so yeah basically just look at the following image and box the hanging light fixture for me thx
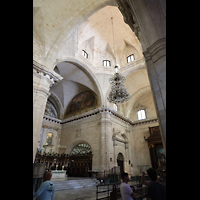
[107,65,130,104]
[107,17,130,104]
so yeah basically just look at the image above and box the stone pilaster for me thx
[33,61,63,162]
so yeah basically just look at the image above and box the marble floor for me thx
[54,185,100,200]
[53,177,138,200]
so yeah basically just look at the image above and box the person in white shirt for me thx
[120,172,136,200]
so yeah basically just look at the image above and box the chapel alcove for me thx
[67,143,93,177]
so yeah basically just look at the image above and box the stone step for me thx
[53,178,99,191]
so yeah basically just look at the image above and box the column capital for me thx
[143,38,166,63]
[33,60,63,87]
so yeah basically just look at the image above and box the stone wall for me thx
[40,106,159,176]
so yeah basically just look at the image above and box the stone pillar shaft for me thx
[33,61,63,162]
[98,110,113,174]
[143,38,166,151]
[33,71,51,162]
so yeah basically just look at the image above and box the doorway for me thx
[117,153,124,175]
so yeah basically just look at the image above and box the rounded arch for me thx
[66,140,92,155]
[66,140,93,177]
[54,57,104,107]
[124,86,152,118]
[117,152,124,161]
[71,143,92,155]
[117,152,124,174]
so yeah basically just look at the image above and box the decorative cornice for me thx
[132,118,158,126]
[43,106,158,126]
[33,60,63,87]
[43,115,62,124]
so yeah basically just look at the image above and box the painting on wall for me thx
[157,148,166,168]
[66,90,97,114]
[44,100,58,118]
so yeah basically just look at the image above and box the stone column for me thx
[98,107,113,175]
[143,39,166,151]
[33,61,63,162]
[116,0,166,151]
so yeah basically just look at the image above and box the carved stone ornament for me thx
[33,60,63,87]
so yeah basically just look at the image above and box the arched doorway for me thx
[67,143,92,177]
[117,153,124,175]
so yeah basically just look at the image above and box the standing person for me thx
[33,172,55,200]
[146,168,166,200]
[120,172,136,200]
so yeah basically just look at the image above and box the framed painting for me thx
[157,148,166,168]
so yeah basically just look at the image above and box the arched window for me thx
[71,143,92,155]
[137,110,146,120]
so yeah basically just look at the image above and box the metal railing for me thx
[96,180,148,200]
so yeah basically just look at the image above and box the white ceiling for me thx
[33,0,150,119]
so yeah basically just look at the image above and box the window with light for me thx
[127,54,135,63]
[137,110,146,120]
[103,60,111,67]
[82,50,88,58]
[113,103,117,111]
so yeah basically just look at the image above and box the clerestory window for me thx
[82,50,88,59]
[103,60,111,67]
[137,109,146,120]
[127,54,135,63]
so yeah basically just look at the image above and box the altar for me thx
[51,170,67,180]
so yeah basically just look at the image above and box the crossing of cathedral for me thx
[33,0,166,199]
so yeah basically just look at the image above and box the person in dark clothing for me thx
[146,168,166,200]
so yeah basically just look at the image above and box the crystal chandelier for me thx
[107,16,130,104]
[107,65,130,104]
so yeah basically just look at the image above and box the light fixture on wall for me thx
[107,17,130,104]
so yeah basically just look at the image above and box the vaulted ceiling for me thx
[33,0,117,68]
[33,0,156,120]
